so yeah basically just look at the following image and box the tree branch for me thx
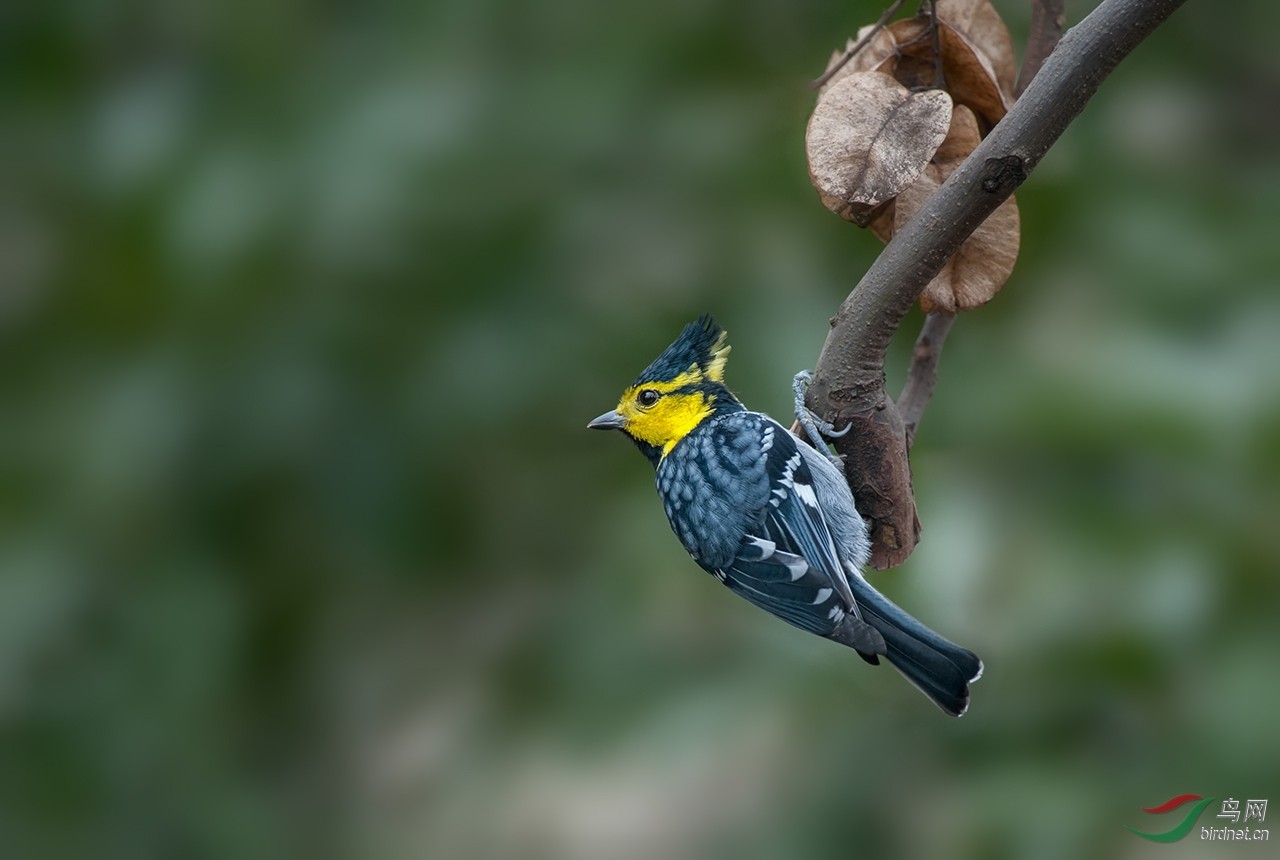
[1016,0,1066,98]
[897,310,955,450]
[806,0,1187,569]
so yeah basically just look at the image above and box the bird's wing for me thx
[718,534,851,635]
[715,418,860,634]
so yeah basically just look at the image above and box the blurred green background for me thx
[1,0,1278,857]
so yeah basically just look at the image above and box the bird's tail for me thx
[837,576,982,717]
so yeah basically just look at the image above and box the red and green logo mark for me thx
[1126,794,1214,842]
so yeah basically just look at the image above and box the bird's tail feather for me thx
[846,576,982,717]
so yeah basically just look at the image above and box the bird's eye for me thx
[637,389,660,407]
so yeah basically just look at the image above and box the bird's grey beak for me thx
[588,409,626,431]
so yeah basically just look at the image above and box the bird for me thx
[588,315,982,715]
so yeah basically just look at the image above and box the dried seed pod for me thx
[877,10,1012,126]
[807,71,952,225]
[891,107,1020,311]
[866,198,896,243]
[936,0,1015,104]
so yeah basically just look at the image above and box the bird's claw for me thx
[792,370,850,469]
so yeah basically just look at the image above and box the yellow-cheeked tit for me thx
[589,316,981,715]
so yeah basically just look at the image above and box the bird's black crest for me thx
[633,314,730,387]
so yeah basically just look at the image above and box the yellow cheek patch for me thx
[616,387,713,457]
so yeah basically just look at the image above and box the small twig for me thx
[929,0,944,90]
[897,311,956,449]
[812,0,905,90]
[1016,0,1066,98]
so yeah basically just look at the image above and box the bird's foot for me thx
[792,370,849,470]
